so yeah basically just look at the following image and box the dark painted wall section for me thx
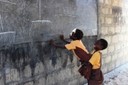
[0,36,97,85]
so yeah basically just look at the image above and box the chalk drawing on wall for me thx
[32,20,52,23]
[0,31,16,45]
[38,0,42,19]
[0,0,16,5]
[0,31,16,35]
[0,15,4,31]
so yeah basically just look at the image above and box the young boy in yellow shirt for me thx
[88,39,108,85]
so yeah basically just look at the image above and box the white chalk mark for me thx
[32,20,52,23]
[0,0,16,5]
[38,0,42,19]
[55,14,76,17]
[0,31,16,35]
[0,15,4,30]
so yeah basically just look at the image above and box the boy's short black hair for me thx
[99,39,108,50]
[75,29,83,40]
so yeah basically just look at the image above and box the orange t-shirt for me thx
[65,40,89,60]
[89,51,101,69]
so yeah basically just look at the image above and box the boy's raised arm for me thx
[49,39,66,49]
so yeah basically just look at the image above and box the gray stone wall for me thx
[98,0,128,73]
[0,0,97,85]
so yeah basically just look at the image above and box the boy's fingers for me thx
[60,35,64,39]
[49,39,53,45]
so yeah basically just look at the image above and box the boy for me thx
[50,29,90,63]
[87,39,108,85]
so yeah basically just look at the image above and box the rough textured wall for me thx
[0,0,97,85]
[98,0,128,73]
[0,0,97,44]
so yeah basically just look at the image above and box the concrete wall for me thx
[98,0,128,73]
[0,0,97,85]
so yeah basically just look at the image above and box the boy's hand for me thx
[49,39,66,49]
[60,35,64,40]
[49,39,54,45]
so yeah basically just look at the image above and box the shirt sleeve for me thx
[89,52,100,65]
[65,41,76,50]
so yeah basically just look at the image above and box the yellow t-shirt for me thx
[65,40,89,60]
[89,51,101,69]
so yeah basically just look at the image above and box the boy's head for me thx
[70,29,83,40]
[94,39,108,51]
